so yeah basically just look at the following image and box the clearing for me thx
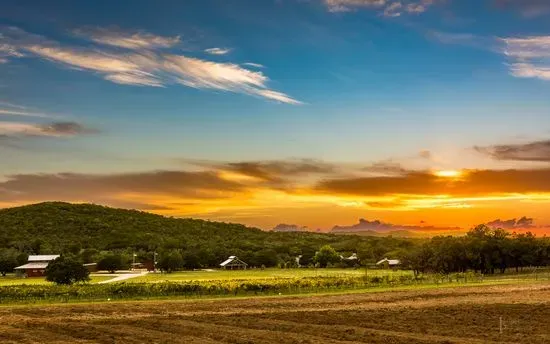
[0,282,548,343]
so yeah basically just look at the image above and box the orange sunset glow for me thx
[1,162,549,235]
[2,0,550,237]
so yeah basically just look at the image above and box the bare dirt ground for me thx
[1,283,549,343]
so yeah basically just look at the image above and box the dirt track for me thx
[1,283,549,343]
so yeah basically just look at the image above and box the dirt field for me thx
[0,283,549,343]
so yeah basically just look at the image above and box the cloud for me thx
[39,122,99,136]
[325,0,387,12]
[501,35,550,81]
[0,101,28,110]
[205,47,231,55]
[362,161,409,175]
[242,62,264,68]
[0,121,98,138]
[73,27,181,49]
[0,42,24,62]
[494,0,550,17]
[0,171,245,206]
[474,140,550,162]
[315,168,550,197]
[331,218,461,233]
[419,150,432,159]
[194,159,338,184]
[324,0,439,16]
[426,30,550,83]
[0,109,58,118]
[486,216,535,229]
[384,2,403,17]
[0,27,300,104]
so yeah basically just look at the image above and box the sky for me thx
[1,0,550,234]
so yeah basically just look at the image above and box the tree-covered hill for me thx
[0,202,414,265]
[0,203,548,274]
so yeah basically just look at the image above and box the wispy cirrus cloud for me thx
[73,27,181,50]
[0,27,301,104]
[0,108,60,118]
[242,62,264,68]
[204,47,231,55]
[0,121,98,138]
[0,42,24,63]
[0,101,28,110]
[427,30,550,83]
[501,35,550,81]
[324,0,439,16]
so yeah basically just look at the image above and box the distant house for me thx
[14,255,60,277]
[295,255,303,267]
[220,256,248,270]
[341,253,359,261]
[376,258,401,269]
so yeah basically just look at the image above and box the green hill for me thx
[0,202,415,267]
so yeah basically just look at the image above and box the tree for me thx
[0,249,20,276]
[253,249,279,268]
[97,253,125,273]
[314,245,341,268]
[158,250,184,273]
[45,256,89,285]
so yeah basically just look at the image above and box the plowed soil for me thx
[1,283,549,343]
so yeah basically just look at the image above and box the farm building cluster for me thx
[10,253,401,277]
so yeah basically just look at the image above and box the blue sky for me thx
[2,0,550,231]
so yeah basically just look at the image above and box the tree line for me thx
[0,203,549,276]
[402,225,550,275]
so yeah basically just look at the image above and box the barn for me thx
[220,256,248,270]
[376,258,401,269]
[14,255,60,277]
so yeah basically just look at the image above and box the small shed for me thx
[15,255,60,277]
[220,256,248,270]
[376,258,401,269]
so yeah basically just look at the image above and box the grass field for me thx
[0,275,112,286]
[132,268,411,282]
[0,282,548,343]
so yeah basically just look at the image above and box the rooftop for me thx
[15,262,49,270]
[28,255,60,262]
[376,258,401,265]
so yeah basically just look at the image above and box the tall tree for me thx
[45,256,90,285]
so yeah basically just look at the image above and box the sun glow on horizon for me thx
[434,170,463,178]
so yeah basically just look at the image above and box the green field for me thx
[132,268,411,282]
[0,275,112,286]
